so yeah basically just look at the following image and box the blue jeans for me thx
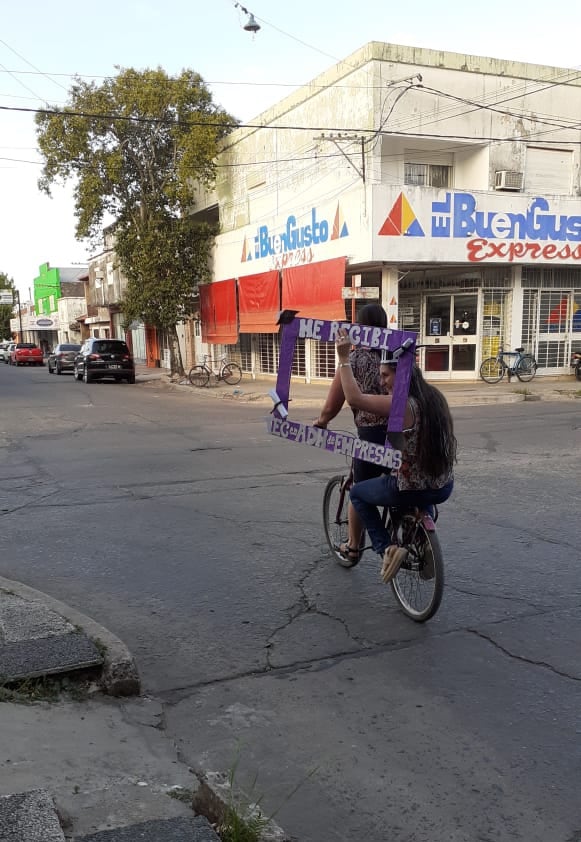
[350,474,454,555]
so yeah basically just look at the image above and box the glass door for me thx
[422,294,478,379]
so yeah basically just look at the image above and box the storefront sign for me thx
[374,188,581,265]
[241,202,349,268]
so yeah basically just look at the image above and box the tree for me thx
[35,67,236,373]
[0,272,16,340]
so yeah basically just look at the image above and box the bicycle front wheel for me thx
[322,475,351,566]
[188,365,209,387]
[390,516,444,622]
[479,357,504,383]
[515,355,537,382]
[222,362,242,385]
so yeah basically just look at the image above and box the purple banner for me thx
[267,417,402,469]
[268,314,417,460]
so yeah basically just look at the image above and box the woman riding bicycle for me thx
[314,304,388,567]
[335,328,457,583]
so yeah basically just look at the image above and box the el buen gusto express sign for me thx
[381,191,581,263]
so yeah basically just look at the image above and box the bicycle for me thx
[322,463,444,622]
[479,346,537,384]
[188,354,242,387]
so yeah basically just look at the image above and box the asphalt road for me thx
[1,363,580,842]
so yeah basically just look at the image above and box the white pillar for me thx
[509,265,523,351]
[381,266,400,329]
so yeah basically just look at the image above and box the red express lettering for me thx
[467,238,581,263]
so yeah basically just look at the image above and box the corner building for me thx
[196,42,581,381]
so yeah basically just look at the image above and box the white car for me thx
[0,342,14,363]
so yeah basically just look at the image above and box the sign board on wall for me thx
[213,190,364,279]
[373,187,581,266]
[341,287,380,299]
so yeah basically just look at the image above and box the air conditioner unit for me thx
[494,170,523,191]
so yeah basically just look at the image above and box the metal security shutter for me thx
[257,333,279,375]
[291,337,306,377]
[525,147,573,194]
[398,293,421,332]
[310,340,336,379]
[237,335,252,372]
[481,290,510,358]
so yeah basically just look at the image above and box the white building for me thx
[195,42,581,381]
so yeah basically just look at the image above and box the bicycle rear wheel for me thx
[390,515,444,622]
[515,355,537,382]
[222,362,242,385]
[188,365,209,387]
[322,475,352,567]
[479,357,504,383]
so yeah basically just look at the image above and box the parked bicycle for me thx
[323,461,444,622]
[479,346,537,384]
[188,354,242,387]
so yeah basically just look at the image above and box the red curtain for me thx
[200,280,238,344]
[238,271,280,333]
[281,257,346,320]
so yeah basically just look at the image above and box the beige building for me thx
[194,42,581,381]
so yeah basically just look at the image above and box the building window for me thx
[404,163,452,189]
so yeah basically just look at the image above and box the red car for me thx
[10,343,44,366]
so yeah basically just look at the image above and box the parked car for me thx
[73,338,135,384]
[2,342,15,363]
[0,341,12,363]
[47,343,81,375]
[10,343,44,366]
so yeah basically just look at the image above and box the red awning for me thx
[200,280,238,344]
[281,258,346,321]
[238,271,280,333]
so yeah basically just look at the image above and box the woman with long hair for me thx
[334,328,457,583]
[314,303,388,566]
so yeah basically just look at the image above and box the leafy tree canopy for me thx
[36,67,236,372]
[36,67,235,241]
[0,272,16,339]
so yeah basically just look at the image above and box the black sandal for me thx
[337,543,362,568]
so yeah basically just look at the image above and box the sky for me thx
[2,0,581,299]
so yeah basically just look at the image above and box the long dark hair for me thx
[408,366,457,477]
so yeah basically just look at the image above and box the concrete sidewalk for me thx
[0,579,288,841]
[137,365,581,408]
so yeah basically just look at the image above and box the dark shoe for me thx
[419,540,435,580]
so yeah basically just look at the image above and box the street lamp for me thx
[234,2,261,34]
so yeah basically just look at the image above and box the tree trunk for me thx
[170,325,185,377]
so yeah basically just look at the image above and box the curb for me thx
[0,577,140,697]
[192,771,292,842]
[166,380,531,409]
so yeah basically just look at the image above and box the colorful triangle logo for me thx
[331,203,349,240]
[241,236,253,263]
[378,193,424,237]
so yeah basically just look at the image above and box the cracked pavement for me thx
[1,364,580,841]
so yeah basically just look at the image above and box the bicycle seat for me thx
[515,347,524,353]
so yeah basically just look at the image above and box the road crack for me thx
[467,628,580,682]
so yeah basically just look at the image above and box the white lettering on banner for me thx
[266,417,402,469]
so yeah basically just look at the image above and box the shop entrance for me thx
[422,294,478,379]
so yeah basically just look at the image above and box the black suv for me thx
[74,338,135,384]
